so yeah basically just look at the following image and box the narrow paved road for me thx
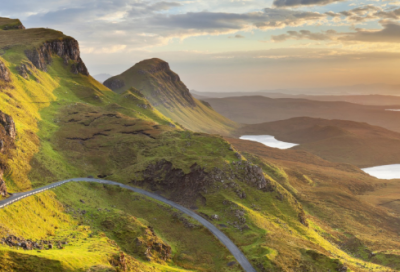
[0,178,257,272]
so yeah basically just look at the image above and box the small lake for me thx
[386,109,400,112]
[240,135,298,149]
[362,164,400,180]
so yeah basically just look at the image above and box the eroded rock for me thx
[0,112,16,140]
[25,38,89,75]
[136,226,171,261]
[0,111,16,196]
[17,63,36,80]
[140,160,212,205]
[0,60,11,83]
[103,78,125,90]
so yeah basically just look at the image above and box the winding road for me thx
[0,178,257,272]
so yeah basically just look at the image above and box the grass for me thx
[53,182,242,272]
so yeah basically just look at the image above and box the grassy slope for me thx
[0,25,235,272]
[104,58,239,135]
[0,19,399,272]
[225,137,400,271]
[235,117,400,167]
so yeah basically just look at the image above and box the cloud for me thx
[271,20,400,44]
[340,20,400,43]
[273,0,343,8]
[23,3,327,54]
[229,34,245,38]
[325,5,400,23]
[149,8,325,31]
[272,30,337,42]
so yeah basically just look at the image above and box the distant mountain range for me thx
[93,73,112,83]
[203,95,400,132]
[193,92,400,106]
[191,83,400,98]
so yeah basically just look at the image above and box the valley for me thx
[234,117,400,168]
[203,96,400,133]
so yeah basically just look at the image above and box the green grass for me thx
[53,182,242,272]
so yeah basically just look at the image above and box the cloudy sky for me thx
[2,0,400,92]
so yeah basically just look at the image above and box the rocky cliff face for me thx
[138,158,308,225]
[104,58,196,108]
[0,111,16,197]
[142,59,196,108]
[104,78,125,90]
[3,24,25,30]
[2,20,25,30]
[25,38,89,75]
[139,161,212,205]
[138,159,275,205]
[0,59,11,83]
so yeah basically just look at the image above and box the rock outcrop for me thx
[0,60,11,83]
[2,20,25,30]
[0,111,16,197]
[104,78,125,90]
[137,159,275,205]
[140,160,212,205]
[0,112,16,140]
[137,226,171,261]
[2,235,63,250]
[17,62,36,80]
[231,160,275,192]
[25,38,89,75]
[71,61,89,75]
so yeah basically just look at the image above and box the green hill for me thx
[0,17,399,272]
[104,58,239,135]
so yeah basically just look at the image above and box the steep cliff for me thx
[104,58,195,108]
[0,18,25,30]
[104,58,238,134]
[25,38,89,75]
[0,111,16,196]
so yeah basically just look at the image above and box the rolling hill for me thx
[104,58,239,135]
[204,95,400,132]
[235,117,400,167]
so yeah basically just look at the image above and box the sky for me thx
[1,0,400,92]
